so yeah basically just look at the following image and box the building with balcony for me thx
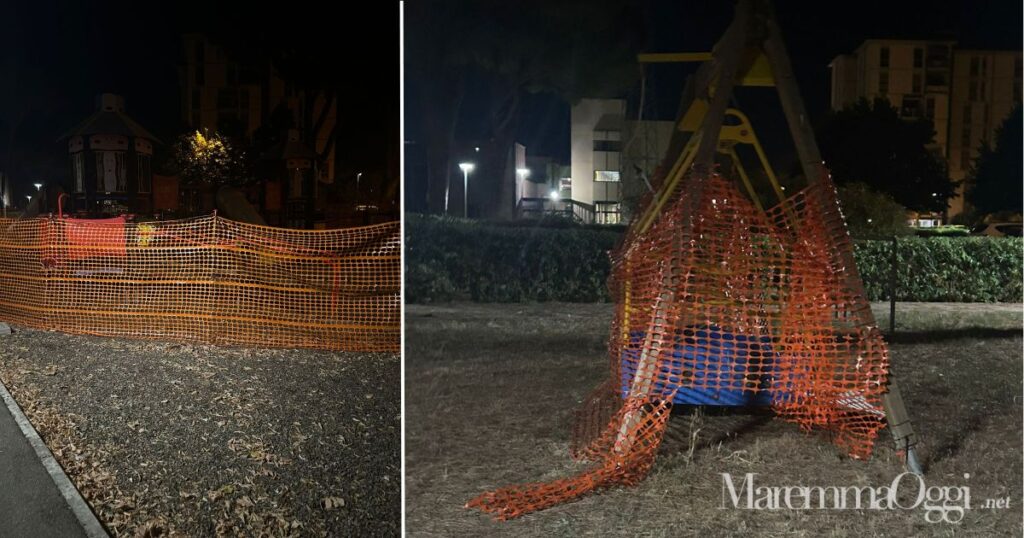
[567,98,674,224]
[948,49,1022,215]
[829,39,1021,217]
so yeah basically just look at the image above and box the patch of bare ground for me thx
[0,330,399,537]
[405,302,1022,537]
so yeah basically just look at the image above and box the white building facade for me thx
[569,98,674,224]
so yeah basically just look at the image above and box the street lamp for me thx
[33,183,43,191]
[516,168,530,180]
[458,162,474,218]
[356,172,363,204]
[549,190,560,202]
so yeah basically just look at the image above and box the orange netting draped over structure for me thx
[467,172,889,519]
[0,215,399,352]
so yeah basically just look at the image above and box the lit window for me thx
[594,170,620,182]
[96,151,125,192]
[595,201,621,225]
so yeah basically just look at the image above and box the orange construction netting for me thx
[0,214,399,352]
[467,172,889,519]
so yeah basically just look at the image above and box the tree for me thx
[198,4,399,209]
[967,106,1022,216]
[836,182,912,238]
[173,130,249,187]
[817,98,957,213]
[407,0,644,216]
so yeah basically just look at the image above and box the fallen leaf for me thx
[321,496,345,510]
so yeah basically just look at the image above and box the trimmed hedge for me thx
[854,237,1022,302]
[406,214,1023,303]
[405,215,620,302]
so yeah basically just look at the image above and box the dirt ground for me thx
[405,302,1023,537]
[0,330,400,537]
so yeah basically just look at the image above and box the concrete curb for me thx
[0,379,109,538]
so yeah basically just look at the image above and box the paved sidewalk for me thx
[0,380,100,537]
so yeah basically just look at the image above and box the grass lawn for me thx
[405,302,1022,537]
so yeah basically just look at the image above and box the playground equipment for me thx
[467,0,920,520]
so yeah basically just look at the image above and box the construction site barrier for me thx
[0,215,399,352]
[467,173,889,519]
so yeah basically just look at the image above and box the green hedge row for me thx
[405,215,620,302]
[405,214,1023,303]
[854,237,1022,302]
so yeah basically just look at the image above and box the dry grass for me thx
[405,302,1022,537]
[0,331,399,537]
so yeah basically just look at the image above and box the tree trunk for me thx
[486,85,521,220]
[419,73,465,214]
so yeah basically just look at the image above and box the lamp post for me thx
[356,172,363,205]
[33,182,43,191]
[458,162,474,218]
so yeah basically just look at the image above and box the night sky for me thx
[406,0,1021,191]
[0,0,399,199]
[3,1,1018,205]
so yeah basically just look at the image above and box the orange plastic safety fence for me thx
[467,173,888,519]
[0,215,399,352]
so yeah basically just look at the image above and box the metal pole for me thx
[463,169,469,218]
[889,235,897,334]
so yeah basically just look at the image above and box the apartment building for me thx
[830,39,1021,217]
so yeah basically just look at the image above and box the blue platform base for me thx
[620,326,785,406]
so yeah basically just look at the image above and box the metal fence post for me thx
[889,235,897,334]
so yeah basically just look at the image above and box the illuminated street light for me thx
[356,172,363,204]
[459,162,475,218]
[33,183,43,191]
[549,190,560,202]
[516,168,530,179]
